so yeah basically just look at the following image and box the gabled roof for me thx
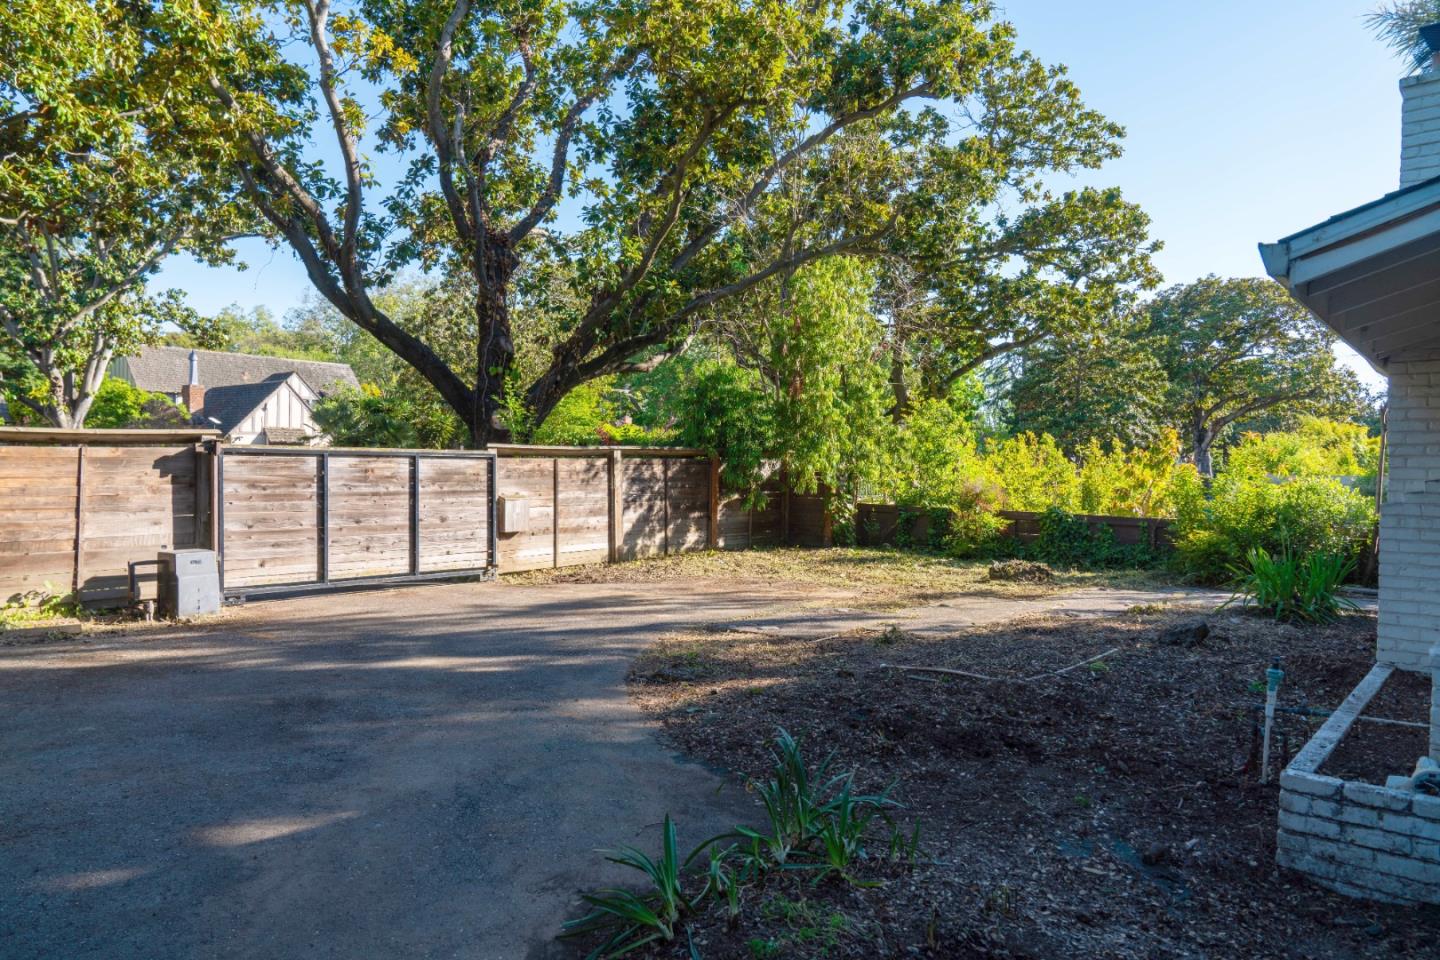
[120,346,359,396]
[1259,173,1440,371]
[199,379,292,434]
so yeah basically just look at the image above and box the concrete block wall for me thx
[1401,72,1440,188]
[1277,770,1440,904]
[1377,358,1440,669]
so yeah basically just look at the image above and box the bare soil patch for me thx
[620,608,1438,959]
[512,546,1174,611]
[1324,670,1432,786]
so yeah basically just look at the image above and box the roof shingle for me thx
[119,346,359,396]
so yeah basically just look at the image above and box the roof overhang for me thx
[1260,175,1440,374]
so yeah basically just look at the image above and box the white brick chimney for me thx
[1401,27,1440,187]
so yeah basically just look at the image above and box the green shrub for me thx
[1026,508,1155,569]
[982,432,1078,512]
[1075,428,1186,517]
[87,377,189,428]
[560,814,714,957]
[1223,418,1380,490]
[1225,546,1359,624]
[1173,475,1375,583]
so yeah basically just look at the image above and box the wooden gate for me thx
[217,445,495,598]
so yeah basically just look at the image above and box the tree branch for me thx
[303,0,364,259]
[507,48,639,246]
[426,0,477,246]
[668,81,934,276]
[936,329,1047,392]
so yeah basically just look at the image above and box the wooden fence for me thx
[0,429,216,605]
[1,427,1182,607]
[218,445,495,594]
[488,446,829,571]
[0,432,837,606]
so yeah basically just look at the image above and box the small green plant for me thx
[888,820,922,866]
[1027,508,1154,569]
[564,730,914,957]
[733,729,899,882]
[813,776,896,882]
[560,814,714,957]
[1225,545,1359,624]
[1,585,80,627]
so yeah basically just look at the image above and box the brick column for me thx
[1431,642,1440,760]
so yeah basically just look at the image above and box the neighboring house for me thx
[1259,25,1440,905]
[110,346,359,445]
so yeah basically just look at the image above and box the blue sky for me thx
[155,0,1405,386]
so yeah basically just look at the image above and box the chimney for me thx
[1400,24,1440,188]
[181,350,205,416]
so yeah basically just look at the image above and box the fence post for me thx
[72,445,86,597]
[317,453,330,584]
[662,458,671,556]
[552,457,560,569]
[409,454,421,576]
[782,471,791,546]
[608,448,623,563]
[708,455,720,549]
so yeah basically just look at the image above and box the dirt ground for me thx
[511,546,1174,611]
[621,608,1440,959]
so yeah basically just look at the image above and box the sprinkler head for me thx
[1266,657,1284,693]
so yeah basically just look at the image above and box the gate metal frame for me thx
[215,443,498,600]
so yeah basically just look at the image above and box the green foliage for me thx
[1075,429,1188,517]
[1225,546,1360,624]
[1007,322,1168,452]
[1367,2,1440,70]
[675,360,776,502]
[193,0,1153,445]
[600,422,679,447]
[560,814,712,958]
[982,433,1078,512]
[1172,474,1376,583]
[531,377,681,447]
[85,377,189,429]
[1,583,80,625]
[1222,418,1381,492]
[564,729,913,958]
[1139,277,1365,474]
[0,0,258,426]
[312,384,466,450]
[1027,508,1155,570]
[533,379,617,446]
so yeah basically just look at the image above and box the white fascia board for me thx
[1290,207,1440,287]
[1280,179,1440,261]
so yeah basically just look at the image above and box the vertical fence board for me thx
[417,456,491,573]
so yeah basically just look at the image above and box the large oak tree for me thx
[1140,277,1364,475]
[198,0,1154,445]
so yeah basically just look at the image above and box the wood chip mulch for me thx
[617,609,1439,959]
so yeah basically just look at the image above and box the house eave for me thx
[1260,175,1440,374]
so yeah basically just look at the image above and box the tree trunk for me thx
[468,235,519,448]
[888,333,910,424]
[1192,421,1216,477]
